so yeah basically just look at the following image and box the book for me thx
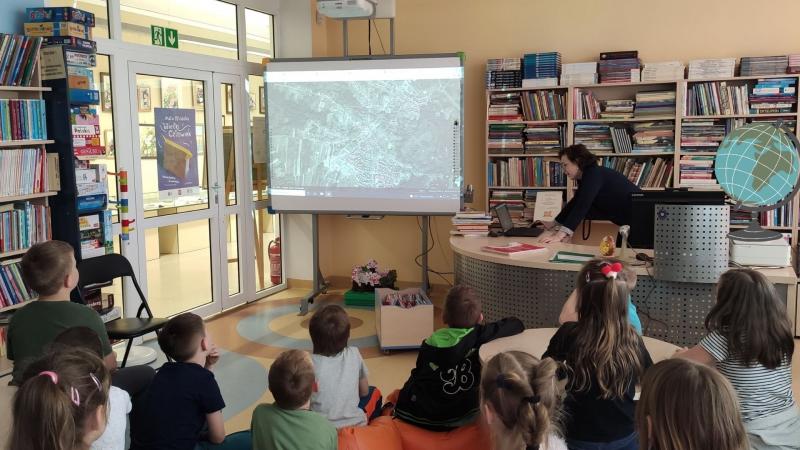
[0,34,43,86]
[70,106,103,156]
[532,191,562,222]
[549,251,594,264]
[482,242,547,257]
[0,99,48,141]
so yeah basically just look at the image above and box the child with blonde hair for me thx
[637,358,749,450]
[481,351,567,450]
[543,259,652,450]
[677,268,799,450]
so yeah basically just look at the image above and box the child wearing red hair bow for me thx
[543,259,653,450]
[558,259,642,334]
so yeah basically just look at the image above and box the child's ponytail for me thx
[481,351,565,450]
[9,348,110,450]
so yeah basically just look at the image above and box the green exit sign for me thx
[151,25,179,49]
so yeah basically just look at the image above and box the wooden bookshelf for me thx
[0,46,54,312]
[484,73,800,247]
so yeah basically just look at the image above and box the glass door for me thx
[127,63,237,318]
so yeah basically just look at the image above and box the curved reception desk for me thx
[451,236,797,347]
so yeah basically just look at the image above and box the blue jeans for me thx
[195,431,252,450]
[567,432,638,450]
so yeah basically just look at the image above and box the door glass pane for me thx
[226,214,240,295]
[221,83,237,205]
[121,0,238,60]
[145,219,213,316]
[45,0,109,39]
[249,74,267,201]
[87,54,119,223]
[253,208,279,291]
[245,9,274,64]
[135,74,208,218]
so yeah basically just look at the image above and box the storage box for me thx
[375,287,434,351]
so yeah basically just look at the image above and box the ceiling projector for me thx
[317,0,395,19]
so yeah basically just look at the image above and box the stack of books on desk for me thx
[522,52,561,88]
[561,62,597,86]
[451,211,492,237]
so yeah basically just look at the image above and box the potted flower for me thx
[351,259,397,292]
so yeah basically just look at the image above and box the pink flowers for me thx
[352,259,390,287]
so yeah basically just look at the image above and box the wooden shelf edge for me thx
[682,113,799,120]
[489,186,567,190]
[0,299,34,314]
[0,191,58,203]
[0,248,30,258]
[0,85,52,92]
[575,116,677,123]
[0,139,55,148]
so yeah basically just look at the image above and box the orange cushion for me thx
[338,415,492,450]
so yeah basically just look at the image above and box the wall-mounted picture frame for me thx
[100,72,112,112]
[137,85,152,112]
[139,125,157,159]
[192,81,204,108]
[259,86,265,114]
[160,78,181,108]
[103,129,115,157]
[225,84,233,114]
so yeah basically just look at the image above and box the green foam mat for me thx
[343,290,375,308]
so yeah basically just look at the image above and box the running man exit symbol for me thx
[151,25,164,46]
[165,28,179,48]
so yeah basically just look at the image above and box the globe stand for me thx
[728,213,784,242]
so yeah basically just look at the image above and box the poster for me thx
[155,108,199,200]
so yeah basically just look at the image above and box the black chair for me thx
[77,253,169,368]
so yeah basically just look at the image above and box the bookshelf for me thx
[484,74,800,247]
[0,35,56,313]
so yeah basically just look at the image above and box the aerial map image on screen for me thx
[267,77,461,191]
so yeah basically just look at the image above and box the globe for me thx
[715,122,800,210]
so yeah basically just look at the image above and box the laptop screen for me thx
[494,204,514,232]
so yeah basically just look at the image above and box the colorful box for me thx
[26,7,96,26]
[42,36,96,52]
[24,22,92,40]
[375,287,434,351]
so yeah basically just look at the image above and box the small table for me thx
[479,328,681,364]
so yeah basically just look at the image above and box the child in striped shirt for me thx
[676,268,799,450]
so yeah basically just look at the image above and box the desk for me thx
[451,237,797,347]
[479,328,680,364]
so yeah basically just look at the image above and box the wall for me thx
[0,0,42,33]
[309,0,800,284]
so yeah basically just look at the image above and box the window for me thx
[45,0,110,39]
[245,8,274,63]
[121,0,238,60]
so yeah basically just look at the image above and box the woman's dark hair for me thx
[558,144,598,170]
[706,268,794,369]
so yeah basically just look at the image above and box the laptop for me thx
[494,204,544,237]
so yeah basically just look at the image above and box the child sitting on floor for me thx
[309,304,381,428]
[10,347,111,450]
[250,349,337,450]
[558,258,642,334]
[131,312,249,450]
[637,358,749,450]
[394,285,524,430]
[676,268,800,450]
[481,351,568,450]
[543,259,652,450]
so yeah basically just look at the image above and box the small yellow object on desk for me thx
[599,235,616,257]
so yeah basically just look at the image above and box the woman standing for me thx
[540,144,640,243]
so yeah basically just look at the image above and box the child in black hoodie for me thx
[394,285,524,430]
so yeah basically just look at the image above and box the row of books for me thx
[488,124,566,153]
[525,125,565,152]
[0,34,43,86]
[679,155,716,186]
[731,204,793,228]
[598,51,640,84]
[0,259,35,308]
[601,157,674,188]
[450,211,492,237]
[573,89,602,119]
[0,99,48,141]
[634,91,676,117]
[488,92,522,121]
[488,123,525,152]
[680,117,797,151]
[685,82,750,116]
[488,157,566,188]
[0,148,50,197]
[520,90,566,121]
[611,122,676,154]
[748,78,797,114]
[0,202,51,253]
[601,99,634,119]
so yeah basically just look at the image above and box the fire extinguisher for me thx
[268,238,282,285]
